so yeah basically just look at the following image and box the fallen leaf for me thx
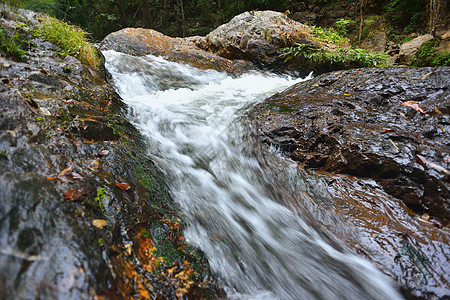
[413,132,423,140]
[389,139,399,150]
[435,107,443,115]
[416,154,450,175]
[381,128,395,133]
[98,149,109,157]
[420,72,432,80]
[399,112,411,122]
[436,124,445,132]
[92,219,107,229]
[71,172,83,180]
[416,154,428,168]
[445,156,450,164]
[124,243,132,255]
[421,213,430,220]
[116,183,131,191]
[59,164,72,176]
[64,188,88,201]
[46,176,58,180]
[401,101,427,114]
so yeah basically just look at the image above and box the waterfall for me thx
[104,50,403,300]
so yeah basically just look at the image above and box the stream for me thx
[103,50,403,300]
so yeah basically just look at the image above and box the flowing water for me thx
[103,50,403,300]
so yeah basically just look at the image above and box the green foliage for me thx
[33,15,99,69]
[0,27,26,59]
[91,187,107,215]
[98,238,104,246]
[335,18,354,36]
[310,25,349,46]
[23,0,62,17]
[431,52,450,66]
[411,39,450,67]
[36,116,44,121]
[0,0,23,15]
[385,0,426,35]
[280,42,392,68]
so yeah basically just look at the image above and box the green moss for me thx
[0,150,8,160]
[266,103,297,112]
[36,116,44,121]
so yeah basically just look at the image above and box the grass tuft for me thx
[33,15,99,69]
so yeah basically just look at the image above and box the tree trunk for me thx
[358,0,364,44]
[178,0,186,37]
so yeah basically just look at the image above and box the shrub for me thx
[280,43,392,68]
[0,27,26,59]
[33,15,99,69]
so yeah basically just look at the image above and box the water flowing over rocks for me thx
[250,66,450,299]
[0,9,220,299]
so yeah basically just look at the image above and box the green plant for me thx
[280,42,392,67]
[431,52,450,66]
[0,0,23,15]
[0,150,8,160]
[335,18,354,36]
[310,25,349,46]
[36,116,44,121]
[91,187,107,215]
[98,238,104,246]
[33,15,99,69]
[0,27,26,59]
[410,39,440,66]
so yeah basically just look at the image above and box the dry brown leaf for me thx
[401,101,427,114]
[416,154,450,175]
[92,219,107,229]
[59,164,72,176]
[46,176,58,180]
[63,188,88,201]
[116,183,131,191]
[444,156,450,164]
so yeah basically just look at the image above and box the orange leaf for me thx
[445,156,450,164]
[381,128,395,133]
[116,183,131,191]
[413,132,423,140]
[401,101,427,114]
[46,176,58,180]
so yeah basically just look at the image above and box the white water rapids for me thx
[103,50,403,300]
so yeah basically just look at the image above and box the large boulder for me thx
[398,34,434,64]
[100,28,256,74]
[194,10,321,67]
[251,67,450,224]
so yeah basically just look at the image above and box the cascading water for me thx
[103,50,403,300]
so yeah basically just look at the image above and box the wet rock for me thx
[398,34,434,64]
[251,67,450,223]
[1,9,221,299]
[195,10,319,67]
[250,67,450,299]
[100,28,257,74]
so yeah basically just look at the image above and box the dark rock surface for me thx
[1,9,221,299]
[250,66,450,299]
[251,67,450,223]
